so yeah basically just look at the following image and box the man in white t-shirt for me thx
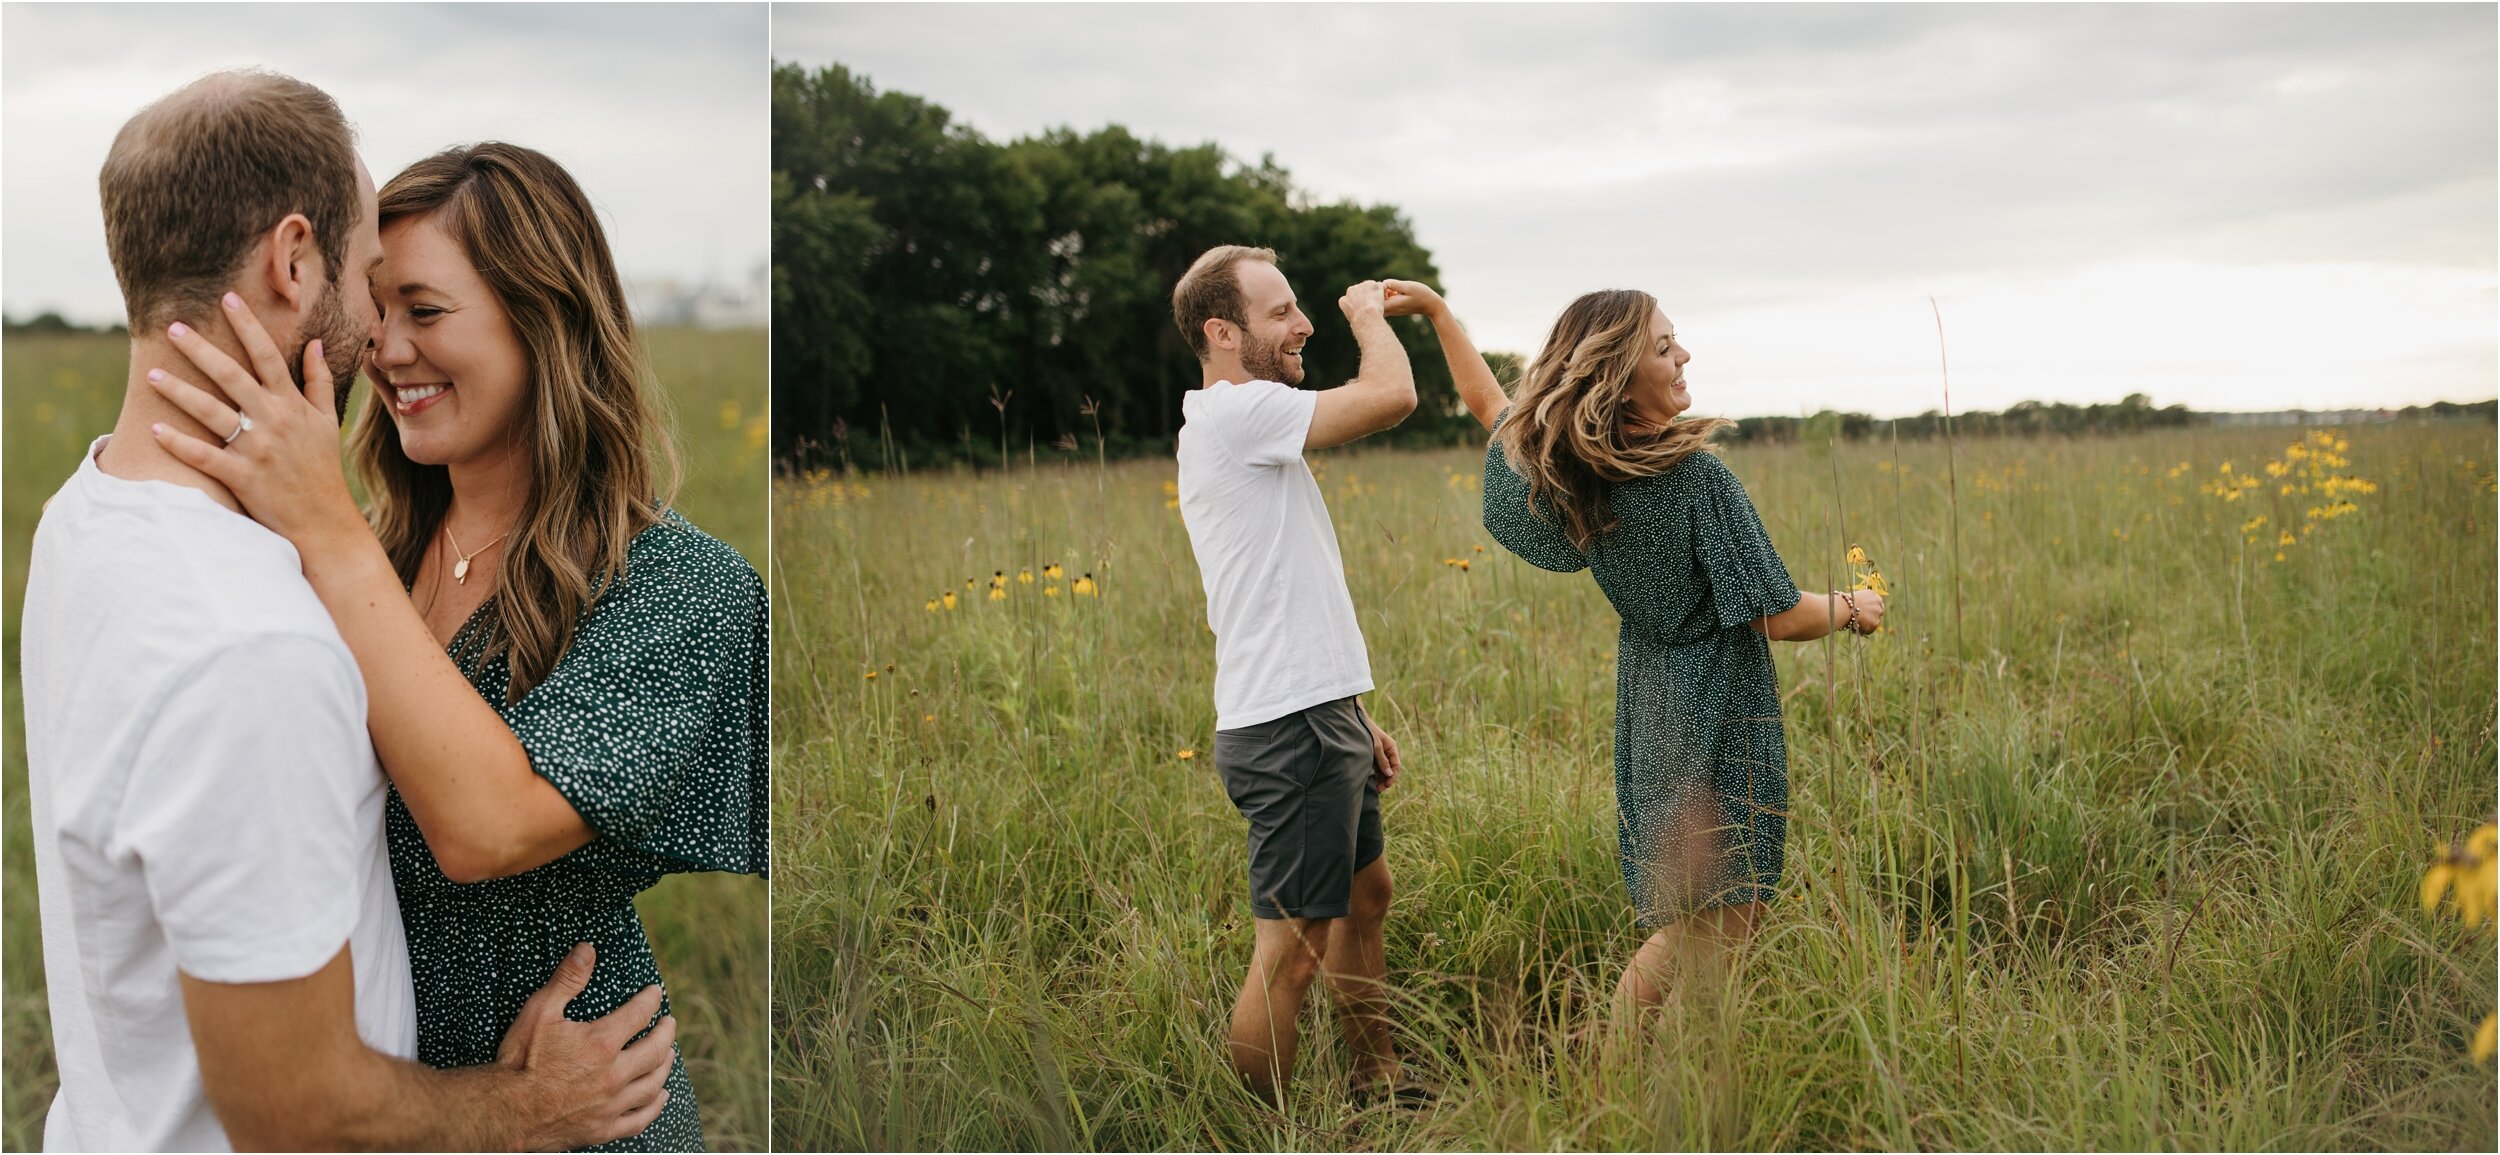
[1172,244,1427,1108]
[20,70,672,1151]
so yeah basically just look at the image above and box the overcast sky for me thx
[3,2,766,327]
[780,2,2496,416]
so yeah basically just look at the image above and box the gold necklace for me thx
[443,522,511,585]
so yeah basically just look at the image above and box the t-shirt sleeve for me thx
[120,635,372,985]
[1212,380,1317,468]
[499,535,769,875]
[1692,455,1803,630]
[1481,406,1590,574]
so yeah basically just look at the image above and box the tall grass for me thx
[774,420,2496,1150]
[2,328,770,1151]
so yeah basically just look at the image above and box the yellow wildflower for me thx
[1072,574,1099,597]
[1176,748,1196,761]
[988,587,1007,602]
[1043,563,1063,580]
[1044,585,1061,598]
[942,591,958,610]
[1018,568,1034,586]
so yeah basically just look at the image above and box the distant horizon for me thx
[3,307,2486,422]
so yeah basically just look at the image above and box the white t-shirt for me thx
[1177,379,1375,730]
[21,439,416,1153]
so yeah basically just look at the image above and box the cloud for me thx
[779,2,2494,410]
[3,2,768,325]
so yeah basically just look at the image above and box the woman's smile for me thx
[391,380,452,415]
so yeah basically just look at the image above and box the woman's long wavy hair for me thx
[1494,289,1733,550]
[349,142,679,700]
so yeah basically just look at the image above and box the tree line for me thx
[772,62,1477,470]
[771,63,2494,470]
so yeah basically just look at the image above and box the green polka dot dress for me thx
[1482,411,1801,925]
[387,510,768,1151]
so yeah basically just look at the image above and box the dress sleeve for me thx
[1691,454,1802,630]
[1481,407,1589,573]
[499,527,769,875]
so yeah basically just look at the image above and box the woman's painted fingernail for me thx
[308,339,323,359]
[223,292,242,311]
[168,322,188,338]
[146,369,163,383]
[150,422,168,436]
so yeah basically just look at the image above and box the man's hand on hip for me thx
[497,943,678,1150]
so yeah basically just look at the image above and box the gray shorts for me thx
[1213,696,1383,921]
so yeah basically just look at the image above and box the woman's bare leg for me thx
[1614,901,1764,1015]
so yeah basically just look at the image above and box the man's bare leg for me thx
[1230,914,1333,1105]
[1614,901,1764,1016]
[1322,856,1398,1089]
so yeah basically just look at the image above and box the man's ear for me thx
[1202,317,1237,355]
[257,212,320,313]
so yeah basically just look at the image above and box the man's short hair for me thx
[98,70,360,331]
[1171,244,1280,361]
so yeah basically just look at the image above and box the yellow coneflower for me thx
[1018,568,1035,586]
[1847,544,1890,599]
[988,586,1007,602]
[990,571,1007,590]
[942,591,958,610]
[1176,748,1196,761]
[965,577,976,591]
[2421,822,2498,1062]
[1474,545,1484,553]
[864,670,878,681]
[1072,574,1098,597]
[1043,563,1063,580]
[1044,585,1061,598]
[1456,558,1470,572]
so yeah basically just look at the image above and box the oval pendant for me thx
[454,557,471,583]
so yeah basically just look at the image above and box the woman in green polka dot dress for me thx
[142,144,765,1150]
[1383,282,1884,1012]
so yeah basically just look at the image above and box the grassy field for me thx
[773,417,2497,1150]
[2,327,770,1151]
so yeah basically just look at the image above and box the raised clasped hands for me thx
[1337,279,1387,324]
[1380,279,1446,320]
[143,291,368,559]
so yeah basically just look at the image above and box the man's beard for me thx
[293,280,365,422]
[1240,330,1303,386]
